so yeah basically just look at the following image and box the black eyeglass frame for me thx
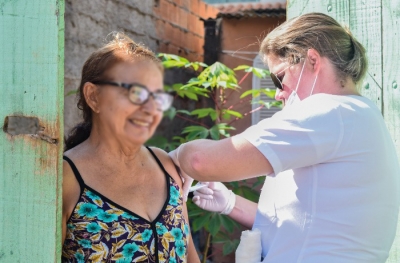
[92,80,173,111]
[269,58,303,90]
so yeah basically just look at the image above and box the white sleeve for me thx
[238,101,344,174]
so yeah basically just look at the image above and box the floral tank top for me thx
[62,148,189,263]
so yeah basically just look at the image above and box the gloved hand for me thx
[192,182,236,215]
[168,145,194,201]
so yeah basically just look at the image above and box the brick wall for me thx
[64,0,217,135]
[153,0,218,62]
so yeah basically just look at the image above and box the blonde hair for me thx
[65,32,163,150]
[261,12,367,84]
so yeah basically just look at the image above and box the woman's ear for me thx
[307,48,321,73]
[83,82,101,113]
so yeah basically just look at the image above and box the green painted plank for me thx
[287,0,350,23]
[349,0,382,109]
[382,0,400,261]
[0,0,64,262]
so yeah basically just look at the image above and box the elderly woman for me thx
[62,33,199,263]
[170,13,400,263]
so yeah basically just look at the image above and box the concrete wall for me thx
[64,0,217,135]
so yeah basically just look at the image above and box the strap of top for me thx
[63,148,169,189]
[63,155,85,190]
[146,146,170,177]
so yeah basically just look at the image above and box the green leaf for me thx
[164,107,176,120]
[233,65,251,71]
[224,110,243,118]
[229,181,240,189]
[192,213,211,232]
[176,109,191,115]
[218,81,227,88]
[240,89,260,99]
[209,125,220,140]
[209,62,235,77]
[191,63,199,71]
[191,108,216,119]
[145,135,168,149]
[260,88,276,99]
[213,231,230,243]
[201,82,211,88]
[208,214,222,236]
[188,77,200,84]
[171,136,187,144]
[215,123,236,130]
[222,112,230,120]
[219,215,239,233]
[145,136,180,151]
[252,67,269,78]
[252,176,266,189]
[234,185,260,202]
[223,239,240,255]
[162,60,187,68]
[182,126,209,140]
[188,209,205,217]
[180,90,198,100]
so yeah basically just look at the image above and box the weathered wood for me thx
[382,0,400,261]
[287,0,399,262]
[0,1,64,262]
[349,0,382,109]
[287,0,350,24]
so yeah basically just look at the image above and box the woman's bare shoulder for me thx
[148,147,183,188]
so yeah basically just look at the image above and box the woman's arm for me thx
[228,195,258,229]
[62,160,81,244]
[192,182,258,229]
[150,147,201,263]
[182,201,201,263]
[175,136,273,182]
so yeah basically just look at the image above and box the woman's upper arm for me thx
[149,147,184,187]
[62,160,80,243]
[149,147,200,261]
[179,136,273,182]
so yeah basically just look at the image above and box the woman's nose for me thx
[275,88,283,101]
[141,96,159,114]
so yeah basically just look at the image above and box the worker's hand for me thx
[192,182,236,215]
[168,146,193,201]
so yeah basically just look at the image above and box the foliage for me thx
[147,53,282,261]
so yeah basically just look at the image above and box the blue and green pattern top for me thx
[62,148,189,263]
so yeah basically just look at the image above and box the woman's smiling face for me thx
[94,60,164,145]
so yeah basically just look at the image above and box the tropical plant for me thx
[147,53,281,262]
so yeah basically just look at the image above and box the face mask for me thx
[285,60,318,107]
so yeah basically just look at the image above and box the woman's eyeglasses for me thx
[92,81,173,111]
[269,58,303,90]
[269,64,292,90]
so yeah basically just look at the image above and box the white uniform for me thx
[240,94,400,263]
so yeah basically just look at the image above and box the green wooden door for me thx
[0,0,64,262]
[287,1,400,262]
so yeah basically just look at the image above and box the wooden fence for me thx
[0,0,64,262]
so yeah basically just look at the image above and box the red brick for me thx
[179,6,188,29]
[169,2,178,25]
[191,0,199,15]
[187,13,196,33]
[181,0,189,10]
